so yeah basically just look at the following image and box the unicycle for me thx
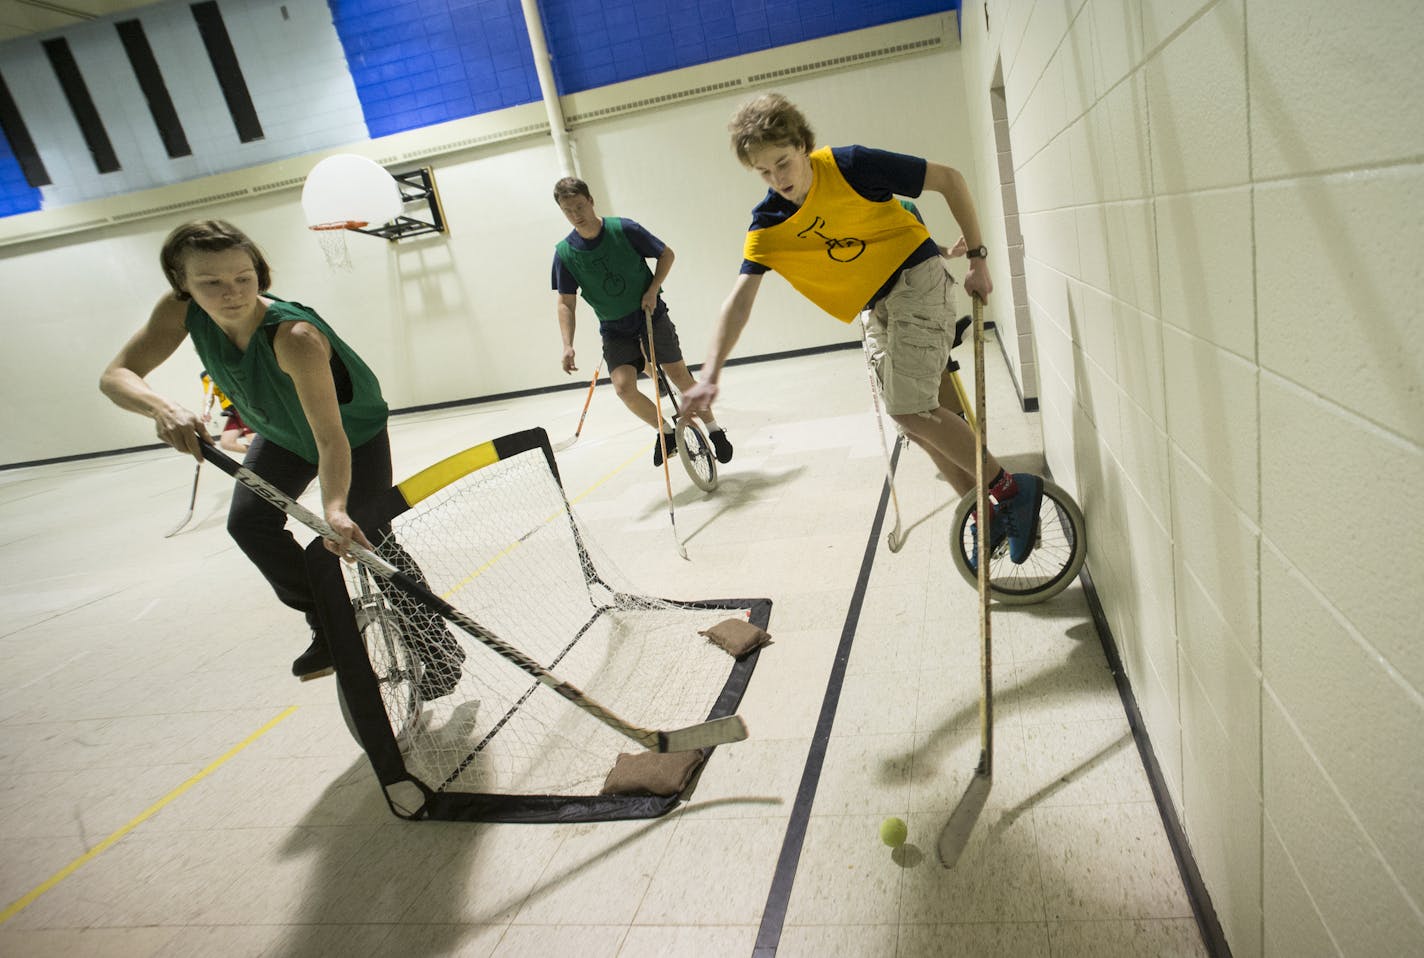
[940,315,1086,604]
[656,366,718,493]
[338,564,422,749]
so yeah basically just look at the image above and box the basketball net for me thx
[311,221,365,272]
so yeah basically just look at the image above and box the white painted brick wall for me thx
[958,0,1424,953]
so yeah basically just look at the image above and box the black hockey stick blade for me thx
[935,767,992,868]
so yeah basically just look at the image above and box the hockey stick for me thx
[643,307,689,560]
[198,443,741,751]
[937,293,993,867]
[858,314,905,552]
[552,364,601,452]
[164,460,202,538]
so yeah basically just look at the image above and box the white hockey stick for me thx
[164,461,202,538]
[858,314,905,552]
[198,444,741,751]
[937,293,994,867]
[644,308,689,560]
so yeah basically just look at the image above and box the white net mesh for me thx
[344,442,749,801]
[314,228,353,271]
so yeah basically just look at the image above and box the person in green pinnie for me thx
[551,177,733,467]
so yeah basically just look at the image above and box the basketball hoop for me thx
[301,155,401,272]
[309,220,367,271]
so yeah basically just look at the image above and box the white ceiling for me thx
[0,0,163,42]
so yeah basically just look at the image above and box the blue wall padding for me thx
[332,0,541,137]
[331,0,955,138]
[0,128,42,216]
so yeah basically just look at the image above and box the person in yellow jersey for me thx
[200,370,257,452]
[682,93,1044,567]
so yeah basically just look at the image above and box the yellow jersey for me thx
[742,147,931,322]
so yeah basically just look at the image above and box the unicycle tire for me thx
[338,572,421,749]
[675,418,718,492]
[949,478,1086,605]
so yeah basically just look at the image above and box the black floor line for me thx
[751,441,902,957]
[1077,562,1232,957]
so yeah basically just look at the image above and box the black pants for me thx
[227,429,392,634]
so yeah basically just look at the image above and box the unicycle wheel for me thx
[949,478,1086,604]
[339,570,421,749]
[675,418,718,492]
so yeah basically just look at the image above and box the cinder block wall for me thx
[956,1,1423,955]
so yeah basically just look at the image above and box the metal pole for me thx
[519,0,577,177]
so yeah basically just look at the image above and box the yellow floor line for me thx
[0,705,300,926]
[570,444,652,506]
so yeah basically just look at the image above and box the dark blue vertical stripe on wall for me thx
[116,19,193,159]
[191,1,265,143]
[42,38,121,174]
[325,0,955,137]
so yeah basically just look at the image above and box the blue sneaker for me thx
[1000,473,1044,564]
[968,509,1008,571]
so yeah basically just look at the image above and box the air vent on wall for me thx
[562,33,944,128]
[248,176,309,194]
[110,188,251,220]
[379,121,552,165]
[746,36,942,83]
[564,79,745,125]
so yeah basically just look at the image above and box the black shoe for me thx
[709,428,733,464]
[416,641,466,701]
[292,632,334,681]
[652,430,677,466]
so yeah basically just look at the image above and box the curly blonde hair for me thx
[728,93,815,166]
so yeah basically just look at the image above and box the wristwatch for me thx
[965,245,988,259]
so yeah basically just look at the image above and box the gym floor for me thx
[0,335,1207,956]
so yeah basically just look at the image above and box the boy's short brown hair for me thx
[552,176,593,203]
[728,93,815,166]
[159,219,271,301]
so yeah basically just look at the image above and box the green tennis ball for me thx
[880,816,908,847]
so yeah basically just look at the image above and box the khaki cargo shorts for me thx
[862,256,957,417]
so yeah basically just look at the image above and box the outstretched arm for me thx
[99,293,207,459]
[682,271,763,412]
[922,162,992,300]
[273,321,371,557]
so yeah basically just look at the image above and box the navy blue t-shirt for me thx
[740,145,940,306]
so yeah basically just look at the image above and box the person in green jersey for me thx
[100,220,462,693]
[551,177,733,466]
